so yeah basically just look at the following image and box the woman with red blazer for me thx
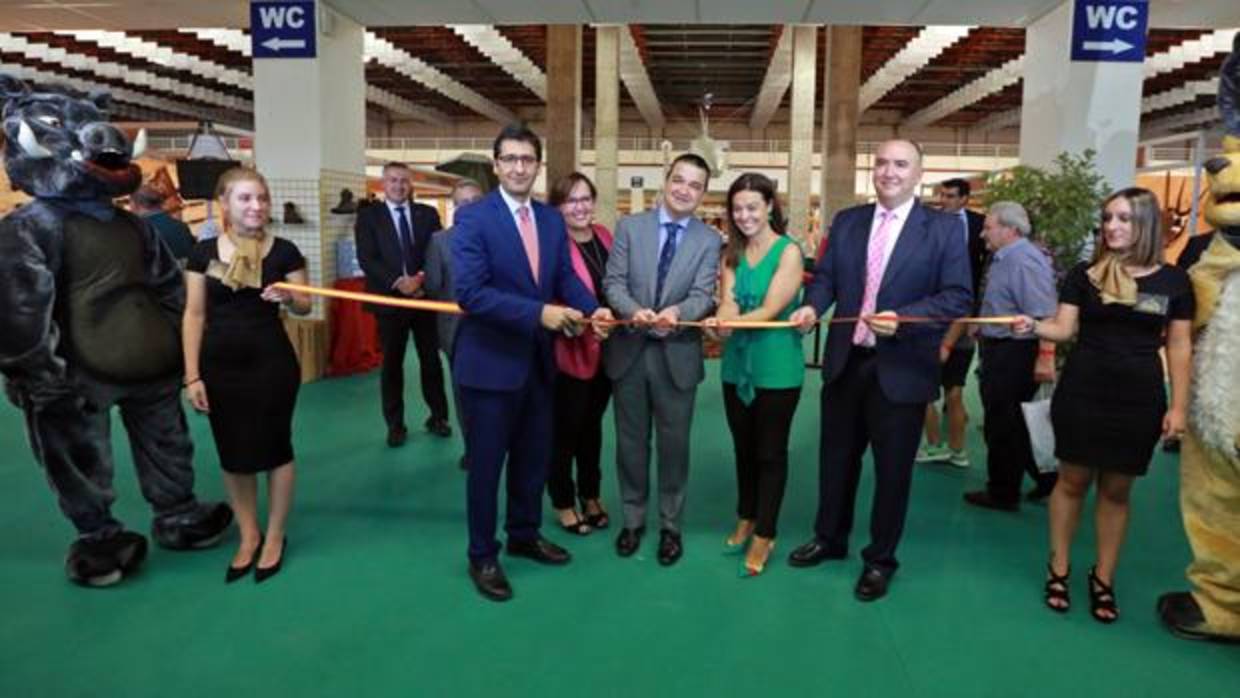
[548,172,614,535]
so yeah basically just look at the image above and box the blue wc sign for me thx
[251,1,317,59]
[1070,0,1148,63]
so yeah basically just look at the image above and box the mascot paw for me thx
[151,502,233,550]
[65,531,148,587]
[1157,591,1240,645]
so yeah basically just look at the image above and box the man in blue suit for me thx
[786,139,972,601]
[452,124,612,602]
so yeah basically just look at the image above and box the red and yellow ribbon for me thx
[272,281,1018,328]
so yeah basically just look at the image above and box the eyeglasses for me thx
[496,154,539,167]
[563,196,594,207]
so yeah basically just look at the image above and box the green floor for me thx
[1,354,1235,697]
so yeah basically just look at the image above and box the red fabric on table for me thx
[327,277,383,376]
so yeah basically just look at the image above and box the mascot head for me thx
[1204,35,1240,231]
[1,74,145,200]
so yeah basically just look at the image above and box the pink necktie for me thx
[517,205,540,283]
[853,210,895,347]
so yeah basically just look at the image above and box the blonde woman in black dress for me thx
[183,168,311,583]
[1014,187,1193,623]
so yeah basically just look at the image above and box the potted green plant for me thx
[980,149,1110,274]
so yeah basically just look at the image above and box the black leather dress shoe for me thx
[657,529,683,566]
[386,425,408,448]
[506,537,571,565]
[854,566,893,602]
[425,416,452,438]
[615,527,645,557]
[469,560,513,602]
[964,490,1020,512]
[787,539,846,568]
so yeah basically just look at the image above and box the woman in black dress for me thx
[182,168,311,583]
[1015,187,1193,623]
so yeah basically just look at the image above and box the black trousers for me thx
[548,370,611,509]
[814,349,926,574]
[723,383,801,539]
[979,339,1056,502]
[376,309,448,429]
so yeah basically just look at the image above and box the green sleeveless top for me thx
[721,236,804,403]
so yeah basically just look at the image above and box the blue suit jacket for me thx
[805,200,972,404]
[450,190,598,391]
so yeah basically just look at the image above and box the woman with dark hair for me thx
[183,167,311,583]
[703,173,805,577]
[546,172,614,535]
[1015,187,1193,622]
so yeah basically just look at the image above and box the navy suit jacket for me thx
[451,190,598,391]
[805,200,972,404]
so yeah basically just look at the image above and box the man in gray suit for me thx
[603,153,721,566]
[424,178,484,470]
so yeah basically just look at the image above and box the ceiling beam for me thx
[1,32,249,115]
[365,31,516,124]
[859,26,973,112]
[617,25,665,129]
[928,28,1237,130]
[0,62,244,127]
[449,25,546,100]
[180,27,449,126]
[748,27,793,130]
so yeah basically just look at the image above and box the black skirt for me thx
[201,318,300,473]
[1050,348,1164,475]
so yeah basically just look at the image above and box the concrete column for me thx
[820,25,862,233]
[252,1,366,379]
[545,24,582,193]
[1019,0,1143,190]
[786,25,817,243]
[594,25,620,229]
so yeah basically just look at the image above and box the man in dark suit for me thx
[452,124,612,602]
[355,161,451,448]
[423,178,484,470]
[916,178,988,468]
[787,139,972,601]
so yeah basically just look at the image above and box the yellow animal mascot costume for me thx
[1158,35,1240,644]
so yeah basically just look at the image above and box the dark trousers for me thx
[376,309,448,429]
[461,372,552,562]
[17,375,200,539]
[814,350,925,574]
[548,370,611,510]
[979,339,1056,502]
[723,383,801,539]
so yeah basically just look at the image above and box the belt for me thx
[850,344,878,359]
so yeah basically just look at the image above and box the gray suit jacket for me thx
[423,227,459,356]
[603,209,721,390]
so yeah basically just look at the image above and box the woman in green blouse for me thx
[704,173,805,577]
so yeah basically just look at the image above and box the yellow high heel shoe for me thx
[740,539,775,578]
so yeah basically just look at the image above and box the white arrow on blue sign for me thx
[1070,0,1148,63]
[251,1,317,59]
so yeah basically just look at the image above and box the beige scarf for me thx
[1086,253,1138,306]
[1189,233,1240,331]
[220,230,265,290]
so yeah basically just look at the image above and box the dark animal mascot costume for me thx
[1157,37,1240,643]
[0,75,231,587]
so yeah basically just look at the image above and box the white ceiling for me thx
[0,0,1236,31]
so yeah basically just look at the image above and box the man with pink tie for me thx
[786,139,972,601]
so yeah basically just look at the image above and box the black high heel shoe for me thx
[226,536,262,584]
[1044,561,1070,613]
[1087,566,1119,624]
[254,537,286,584]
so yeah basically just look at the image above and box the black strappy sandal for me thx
[558,511,592,536]
[581,499,610,530]
[1088,567,1119,624]
[1045,562,1071,613]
